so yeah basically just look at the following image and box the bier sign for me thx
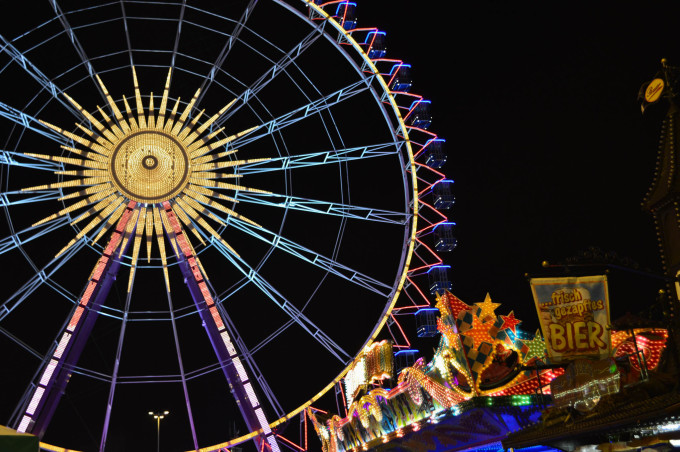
[530,275,611,362]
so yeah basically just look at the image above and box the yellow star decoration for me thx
[21,67,268,274]
[474,293,501,322]
[521,330,547,362]
[464,314,494,349]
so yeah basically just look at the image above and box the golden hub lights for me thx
[21,67,268,278]
[110,131,189,203]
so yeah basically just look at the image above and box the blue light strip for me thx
[237,142,403,175]
[209,237,352,364]
[0,100,70,146]
[235,192,410,225]
[426,265,451,274]
[220,215,393,298]
[226,76,375,149]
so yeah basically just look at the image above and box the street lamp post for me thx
[148,410,169,452]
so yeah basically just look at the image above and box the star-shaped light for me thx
[474,293,501,322]
[520,330,546,362]
[499,311,522,334]
[21,68,268,286]
[463,314,495,349]
[439,291,472,320]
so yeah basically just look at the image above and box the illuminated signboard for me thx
[530,275,611,362]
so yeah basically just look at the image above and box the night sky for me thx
[368,3,679,327]
[2,2,680,451]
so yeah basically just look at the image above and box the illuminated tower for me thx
[640,58,680,367]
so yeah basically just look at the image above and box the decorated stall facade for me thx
[309,289,669,452]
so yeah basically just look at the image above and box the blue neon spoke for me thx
[48,0,108,102]
[236,192,410,225]
[224,215,393,298]
[209,238,352,364]
[236,142,404,175]
[0,325,42,360]
[220,75,375,147]
[0,150,64,172]
[0,34,83,121]
[194,0,259,108]
[0,100,70,145]
[0,238,84,323]
[169,0,187,68]
[211,11,326,122]
[0,190,62,207]
[0,217,70,255]
[119,0,134,67]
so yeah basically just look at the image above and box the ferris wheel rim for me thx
[0,0,420,449]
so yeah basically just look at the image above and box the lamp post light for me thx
[148,410,169,452]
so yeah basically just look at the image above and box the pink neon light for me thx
[233,357,249,382]
[255,407,272,434]
[39,359,59,386]
[26,387,45,415]
[67,306,85,332]
[244,381,259,406]
[54,332,72,359]
[17,415,31,433]
[220,331,237,355]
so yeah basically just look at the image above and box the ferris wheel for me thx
[0,1,452,451]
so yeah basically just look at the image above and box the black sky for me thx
[363,3,680,329]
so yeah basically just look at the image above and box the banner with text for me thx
[530,275,611,362]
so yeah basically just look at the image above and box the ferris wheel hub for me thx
[109,130,190,203]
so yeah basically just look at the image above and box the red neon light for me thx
[209,306,225,330]
[417,200,449,223]
[199,284,213,305]
[67,306,85,332]
[304,409,308,451]
[275,434,306,452]
[390,313,411,348]
[392,305,431,312]
[405,276,431,305]
[91,258,108,282]
[403,99,424,122]
[80,281,98,306]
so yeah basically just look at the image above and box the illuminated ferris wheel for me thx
[0,1,452,451]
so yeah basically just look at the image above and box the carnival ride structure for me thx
[0,1,455,451]
[310,288,669,452]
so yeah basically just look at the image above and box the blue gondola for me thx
[432,179,455,209]
[394,349,419,374]
[415,308,439,337]
[334,2,357,30]
[407,100,432,129]
[423,138,446,168]
[365,31,386,59]
[433,222,457,252]
[388,63,412,92]
[427,265,452,295]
